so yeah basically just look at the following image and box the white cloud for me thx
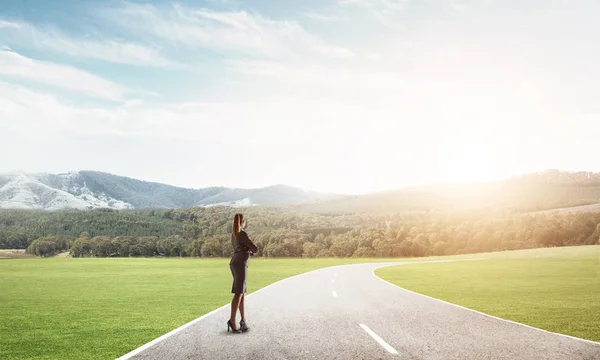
[123,99,144,107]
[1,78,403,148]
[227,60,406,92]
[102,3,354,60]
[0,50,130,101]
[2,78,589,193]
[0,20,21,29]
[0,20,178,68]
[0,60,554,143]
[2,0,599,192]
[338,0,411,10]
[304,12,346,22]
[366,52,381,61]
[0,83,72,131]
[337,0,415,27]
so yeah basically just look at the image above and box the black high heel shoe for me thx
[239,320,249,332]
[227,320,241,333]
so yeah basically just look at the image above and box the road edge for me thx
[115,264,353,359]
[371,261,600,347]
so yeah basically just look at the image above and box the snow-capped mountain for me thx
[0,173,132,210]
[0,171,324,210]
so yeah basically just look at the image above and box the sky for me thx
[1,0,599,194]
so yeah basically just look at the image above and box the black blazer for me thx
[231,231,258,254]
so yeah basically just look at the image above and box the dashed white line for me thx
[359,324,399,355]
[332,291,338,297]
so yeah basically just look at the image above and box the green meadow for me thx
[1,246,598,359]
[0,257,392,360]
[377,245,600,342]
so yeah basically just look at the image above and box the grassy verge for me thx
[2,246,598,359]
[0,257,395,360]
[376,245,600,342]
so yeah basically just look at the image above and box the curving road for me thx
[118,260,600,360]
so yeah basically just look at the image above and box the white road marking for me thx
[359,324,399,355]
[116,303,229,360]
[123,257,574,360]
[332,291,338,297]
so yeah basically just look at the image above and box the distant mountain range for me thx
[0,171,326,210]
[2,169,600,213]
[291,170,600,214]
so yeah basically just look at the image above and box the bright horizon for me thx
[0,167,589,196]
[1,1,599,194]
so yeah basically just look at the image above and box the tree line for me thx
[16,207,600,258]
[0,208,182,249]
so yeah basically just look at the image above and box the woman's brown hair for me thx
[232,213,244,237]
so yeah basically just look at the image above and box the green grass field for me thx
[1,246,598,359]
[376,245,600,342]
[0,257,395,360]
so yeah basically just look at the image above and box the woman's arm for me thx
[240,231,258,254]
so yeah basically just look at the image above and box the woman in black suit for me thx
[227,213,258,333]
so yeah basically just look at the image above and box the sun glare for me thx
[440,136,520,184]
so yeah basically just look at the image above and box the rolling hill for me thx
[289,170,600,214]
[2,169,600,214]
[0,171,327,210]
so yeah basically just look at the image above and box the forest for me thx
[1,205,598,258]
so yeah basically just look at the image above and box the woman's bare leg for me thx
[230,294,242,329]
[239,293,246,322]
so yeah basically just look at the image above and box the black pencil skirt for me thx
[230,254,249,294]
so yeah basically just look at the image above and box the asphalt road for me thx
[118,260,600,360]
